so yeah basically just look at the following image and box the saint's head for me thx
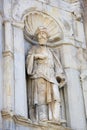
[35,27,49,45]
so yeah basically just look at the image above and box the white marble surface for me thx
[60,45,79,70]
[81,71,87,117]
[3,21,14,111]
[3,0,12,18]
[14,26,27,117]
[65,68,87,130]
[3,54,14,110]
[0,0,87,130]
[4,22,13,52]
[0,15,3,129]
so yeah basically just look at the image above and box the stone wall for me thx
[0,0,87,130]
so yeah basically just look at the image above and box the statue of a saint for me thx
[26,27,65,123]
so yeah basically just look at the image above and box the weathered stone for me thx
[0,0,87,130]
[14,26,27,117]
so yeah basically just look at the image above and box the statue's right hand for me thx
[28,73,34,76]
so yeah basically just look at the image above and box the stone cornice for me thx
[1,110,71,130]
[13,115,32,127]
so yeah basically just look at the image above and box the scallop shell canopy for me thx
[24,11,63,44]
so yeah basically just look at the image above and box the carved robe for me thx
[26,45,64,122]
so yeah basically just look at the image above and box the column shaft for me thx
[3,21,14,111]
[13,26,27,117]
[60,45,87,130]
[0,14,3,129]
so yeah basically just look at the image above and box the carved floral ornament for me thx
[23,11,63,45]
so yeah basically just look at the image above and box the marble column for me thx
[0,13,3,129]
[2,1,16,130]
[80,69,87,118]
[3,21,14,111]
[13,22,27,117]
[60,45,87,130]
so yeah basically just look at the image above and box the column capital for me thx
[3,18,12,24]
[12,21,24,30]
[1,110,13,119]
[3,18,24,30]
[3,51,13,58]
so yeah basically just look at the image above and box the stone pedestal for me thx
[1,111,71,130]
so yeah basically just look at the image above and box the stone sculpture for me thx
[26,27,66,123]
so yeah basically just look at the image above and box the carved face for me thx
[37,31,48,45]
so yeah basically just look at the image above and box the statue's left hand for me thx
[56,74,66,88]
[59,79,67,88]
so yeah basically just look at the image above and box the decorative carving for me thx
[24,11,63,45]
[26,27,66,123]
[1,110,13,119]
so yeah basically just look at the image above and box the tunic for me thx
[26,46,64,121]
[26,46,63,105]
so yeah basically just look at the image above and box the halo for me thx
[24,11,63,45]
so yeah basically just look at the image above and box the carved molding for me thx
[12,21,24,29]
[13,115,32,127]
[1,110,13,119]
[3,18,11,24]
[1,110,71,130]
[3,51,13,58]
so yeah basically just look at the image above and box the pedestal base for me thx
[1,110,71,130]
